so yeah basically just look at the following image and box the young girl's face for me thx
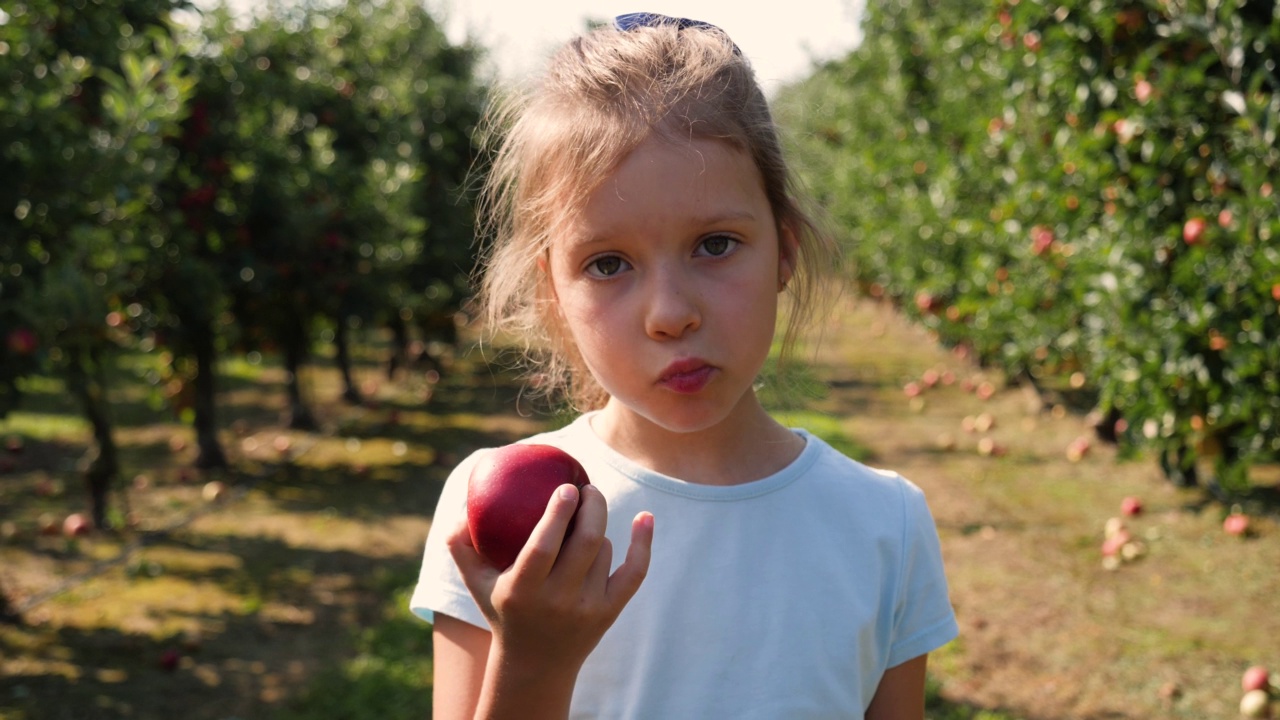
[546,134,795,435]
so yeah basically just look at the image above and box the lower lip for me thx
[660,366,715,394]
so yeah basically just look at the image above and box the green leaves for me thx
[781,0,1280,491]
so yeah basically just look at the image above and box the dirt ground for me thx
[1,299,1276,719]
[807,299,1278,720]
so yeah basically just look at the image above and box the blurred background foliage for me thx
[2,0,1279,527]
[778,0,1280,495]
[1,0,485,527]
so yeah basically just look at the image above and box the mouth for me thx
[658,358,716,394]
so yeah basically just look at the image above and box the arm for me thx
[437,484,653,720]
[865,654,928,720]
[433,613,490,720]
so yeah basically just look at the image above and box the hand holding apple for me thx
[467,444,592,570]
[445,446,654,704]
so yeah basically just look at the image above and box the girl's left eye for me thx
[584,254,631,278]
[697,235,738,257]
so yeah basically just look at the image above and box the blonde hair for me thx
[474,19,840,411]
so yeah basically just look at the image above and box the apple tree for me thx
[181,0,482,426]
[780,0,1280,492]
[0,0,195,526]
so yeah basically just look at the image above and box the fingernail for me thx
[558,485,577,500]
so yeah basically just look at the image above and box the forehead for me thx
[557,135,768,241]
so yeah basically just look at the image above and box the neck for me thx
[591,392,804,485]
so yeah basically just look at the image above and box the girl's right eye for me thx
[585,255,630,279]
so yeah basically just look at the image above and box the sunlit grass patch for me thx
[279,582,433,719]
[772,409,870,462]
[1,410,90,440]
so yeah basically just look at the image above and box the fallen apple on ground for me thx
[202,480,227,503]
[467,443,591,570]
[1120,496,1143,517]
[1224,513,1250,537]
[1240,689,1271,719]
[63,513,91,538]
[1243,665,1270,693]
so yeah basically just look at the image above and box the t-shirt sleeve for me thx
[408,451,491,630]
[887,481,959,668]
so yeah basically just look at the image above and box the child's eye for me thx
[585,255,630,278]
[697,235,738,257]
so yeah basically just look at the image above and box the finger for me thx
[553,484,609,581]
[606,512,654,608]
[584,534,614,593]
[445,518,501,613]
[507,483,582,584]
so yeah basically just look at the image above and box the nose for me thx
[643,263,701,340]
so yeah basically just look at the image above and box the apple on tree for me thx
[1182,217,1207,245]
[467,444,591,570]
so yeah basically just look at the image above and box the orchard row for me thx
[780,0,1280,492]
[0,0,486,528]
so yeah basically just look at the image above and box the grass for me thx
[279,572,434,719]
[6,299,1274,719]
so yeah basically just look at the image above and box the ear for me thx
[777,223,799,293]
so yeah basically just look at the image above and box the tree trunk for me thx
[386,313,409,380]
[68,345,119,531]
[334,317,361,404]
[0,583,19,625]
[191,322,227,469]
[283,330,317,431]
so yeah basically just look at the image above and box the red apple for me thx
[1242,665,1270,693]
[467,444,591,570]
[160,649,181,672]
[1031,225,1055,256]
[1182,217,1207,245]
[915,291,939,314]
[1134,78,1154,104]
[63,513,91,537]
[6,328,37,356]
[1121,496,1143,517]
[1224,513,1250,537]
[1066,436,1091,462]
[1101,528,1132,557]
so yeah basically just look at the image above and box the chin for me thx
[608,394,747,436]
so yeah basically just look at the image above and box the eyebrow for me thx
[573,209,761,247]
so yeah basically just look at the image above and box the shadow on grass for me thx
[0,528,432,719]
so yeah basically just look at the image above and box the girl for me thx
[411,13,958,719]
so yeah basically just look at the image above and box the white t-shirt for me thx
[411,413,959,718]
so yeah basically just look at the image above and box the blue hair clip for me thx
[613,12,742,55]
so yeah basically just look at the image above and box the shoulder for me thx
[449,416,589,466]
[798,432,927,506]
